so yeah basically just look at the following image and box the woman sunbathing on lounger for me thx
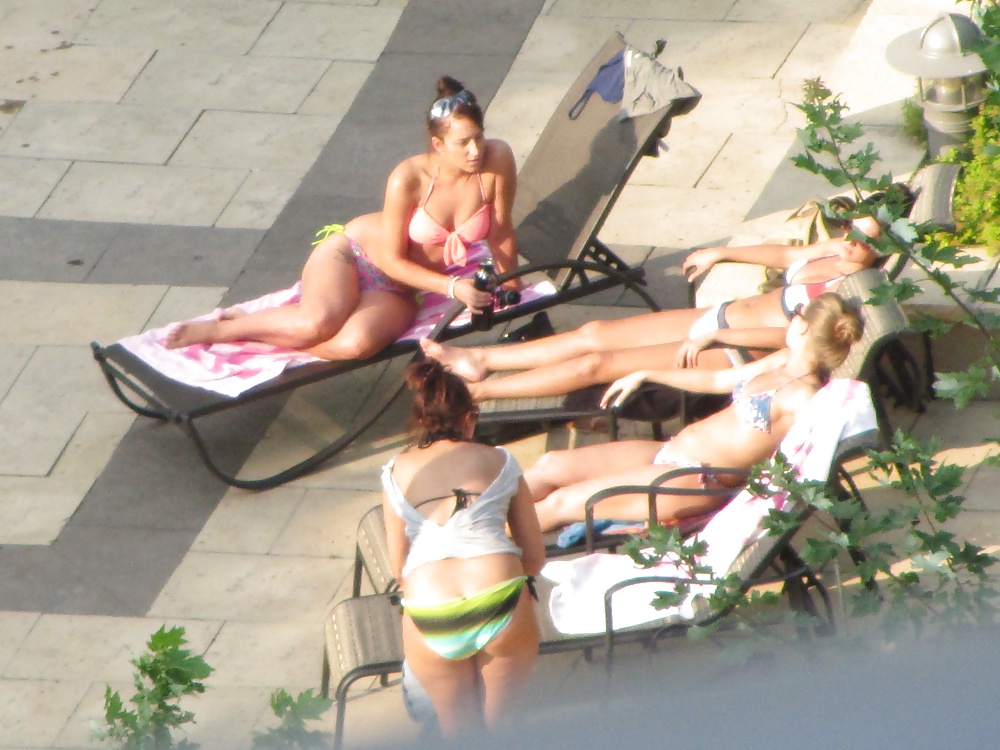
[420,215,880,401]
[521,293,863,532]
[165,76,520,360]
[383,359,544,738]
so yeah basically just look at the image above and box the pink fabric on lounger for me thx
[116,274,557,399]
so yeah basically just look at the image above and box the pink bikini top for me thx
[408,169,492,267]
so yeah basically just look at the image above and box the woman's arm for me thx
[506,476,545,577]
[602,348,790,408]
[484,140,521,291]
[382,490,410,581]
[676,326,788,368]
[682,242,834,282]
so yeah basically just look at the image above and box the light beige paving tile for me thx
[0,45,153,103]
[728,0,868,23]
[146,286,227,330]
[602,183,755,248]
[51,678,130,750]
[0,407,83,476]
[776,23,859,85]
[148,552,350,622]
[179,684,274,750]
[0,611,38,672]
[124,49,329,114]
[1,345,136,417]
[664,77,791,141]
[627,128,726,189]
[193,486,306,555]
[627,20,808,81]
[0,678,90,748]
[547,0,736,20]
[298,60,375,116]
[214,169,302,230]
[0,342,32,400]
[0,156,70,217]
[699,131,801,193]
[0,412,135,543]
[39,162,247,226]
[270,487,383,558]
[77,0,282,55]
[0,281,165,345]
[203,620,323,688]
[0,100,200,163]
[251,4,401,60]
[169,111,338,172]
[0,0,95,48]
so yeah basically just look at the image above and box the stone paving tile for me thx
[0,157,69,218]
[602,183,756,248]
[297,60,375,116]
[251,4,402,60]
[88,225,263,287]
[203,619,324,688]
[0,406,83,476]
[38,162,248,226]
[0,100,200,163]
[76,0,281,55]
[215,169,304,230]
[0,611,38,672]
[547,0,736,20]
[147,553,349,622]
[0,0,95,48]
[270,487,384,559]
[0,412,134,544]
[699,131,803,194]
[0,343,31,400]
[0,678,90,748]
[123,49,329,114]
[0,217,118,283]
[728,0,868,23]
[146,286,227,330]
[776,23,859,84]
[169,111,340,173]
[0,45,153,103]
[192,486,307,556]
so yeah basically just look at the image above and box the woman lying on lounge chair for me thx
[420,215,881,401]
[165,75,520,360]
[521,293,863,532]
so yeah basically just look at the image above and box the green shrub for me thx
[945,102,1000,253]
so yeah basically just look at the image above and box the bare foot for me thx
[419,338,490,383]
[164,320,222,349]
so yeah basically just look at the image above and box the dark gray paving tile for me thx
[387,0,544,56]
[0,217,119,282]
[87,224,264,286]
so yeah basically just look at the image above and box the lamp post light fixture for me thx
[887,12,990,158]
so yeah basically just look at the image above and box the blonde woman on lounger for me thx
[383,360,545,738]
[521,293,863,532]
[420,216,880,401]
[165,75,519,360]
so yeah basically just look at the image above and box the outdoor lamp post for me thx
[887,12,990,158]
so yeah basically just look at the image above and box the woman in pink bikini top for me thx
[164,75,520,361]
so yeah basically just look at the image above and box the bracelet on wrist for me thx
[447,276,459,299]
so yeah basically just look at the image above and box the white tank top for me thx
[381,447,523,578]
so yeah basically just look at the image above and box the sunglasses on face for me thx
[429,90,475,120]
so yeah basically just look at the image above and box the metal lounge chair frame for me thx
[90,33,697,490]
[319,391,878,748]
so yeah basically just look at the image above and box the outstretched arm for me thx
[682,242,834,282]
[602,348,790,408]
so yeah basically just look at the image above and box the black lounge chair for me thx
[90,33,700,490]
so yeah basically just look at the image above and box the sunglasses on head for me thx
[429,89,475,120]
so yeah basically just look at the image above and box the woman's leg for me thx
[402,616,483,738]
[420,307,708,382]
[303,289,417,360]
[468,342,735,402]
[533,463,728,532]
[476,589,539,730]
[523,440,663,502]
[165,233,363,350]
